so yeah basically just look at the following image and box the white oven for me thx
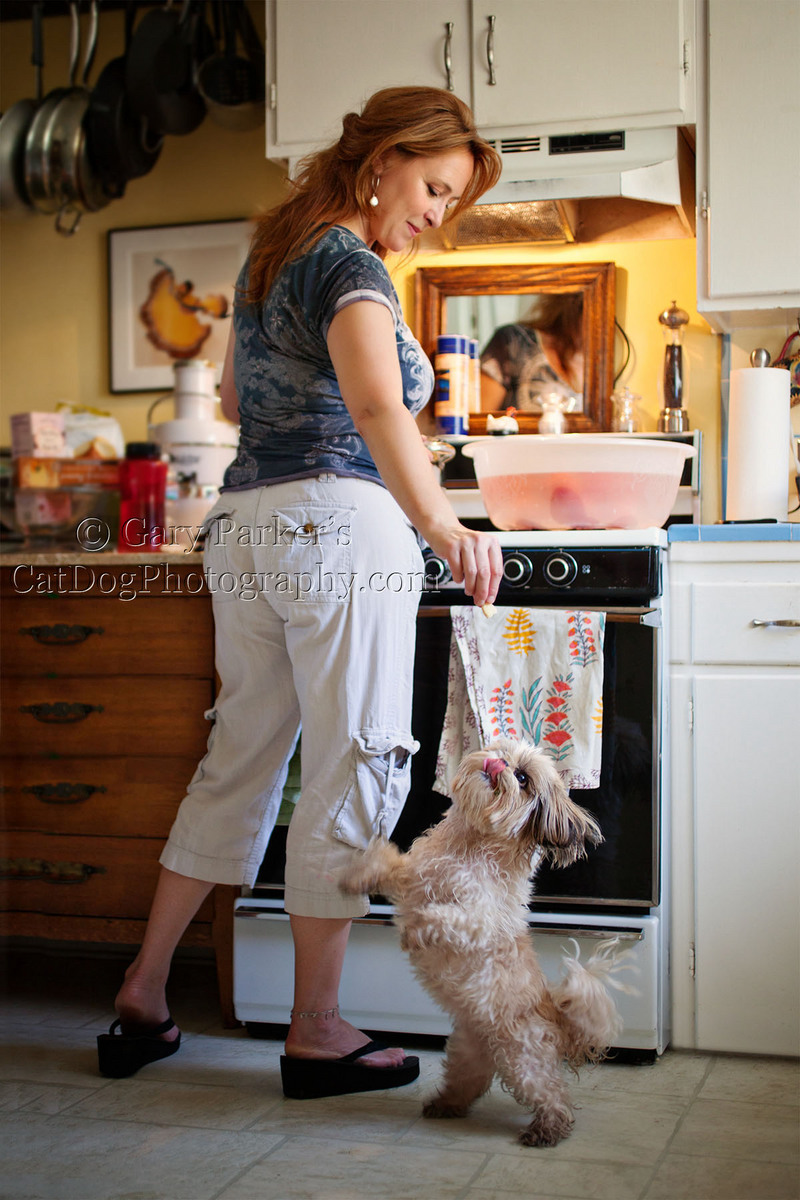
[233,526,673,1060]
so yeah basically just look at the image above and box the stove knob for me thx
[503,552,533,587]
[423,554,452,587]
[543,552,578,588]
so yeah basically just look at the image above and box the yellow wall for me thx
[1,6,795,524]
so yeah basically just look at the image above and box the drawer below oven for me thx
[233,900,667,1055]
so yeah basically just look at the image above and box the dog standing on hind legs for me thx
[341,737,628,1147]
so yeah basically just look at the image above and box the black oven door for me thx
[397,610,660,912]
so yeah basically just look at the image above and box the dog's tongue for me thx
[483,757,507,785]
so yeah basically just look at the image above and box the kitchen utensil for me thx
[24,0,80,216]
[462,434,695,530]
[44,0,117,235]
[0,1,44,216]
[657,300,690,432]
[84,0,163,198]
[148,361,237,494]
[610,385,641,432]
[196,0,265,131]
[125,0,206,137]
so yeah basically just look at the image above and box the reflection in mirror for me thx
[447,292,584,413]
[415,263,615,432]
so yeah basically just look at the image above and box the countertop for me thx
[667,523,800,542]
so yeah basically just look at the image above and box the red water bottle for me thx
[117,442,167,551]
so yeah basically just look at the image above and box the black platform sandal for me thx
[280,1040,420,1100]
[97,1017,181,1078]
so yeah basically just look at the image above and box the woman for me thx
[98,87,504,1097]
[480,293,584,411]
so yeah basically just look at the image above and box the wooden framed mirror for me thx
[414,262,616,433]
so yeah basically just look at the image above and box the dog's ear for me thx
[529,767,603,867]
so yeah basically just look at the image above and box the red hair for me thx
[242,86,501,306]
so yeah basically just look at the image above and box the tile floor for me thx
[1,945,798,1200]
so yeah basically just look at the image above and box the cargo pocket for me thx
[267,504,355,603]
[332,731,419,849]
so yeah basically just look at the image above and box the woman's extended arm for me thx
[327,301,503,608]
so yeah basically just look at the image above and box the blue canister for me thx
[434,334,469,435]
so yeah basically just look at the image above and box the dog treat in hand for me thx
[481,603,496,618]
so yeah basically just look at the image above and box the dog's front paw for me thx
[519,1109,574,1147]
[422,1094,471,1120]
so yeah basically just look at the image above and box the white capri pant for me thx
[160,475,424,918]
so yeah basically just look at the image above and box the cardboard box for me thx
[10,412,67,459]
[14,456,120,489]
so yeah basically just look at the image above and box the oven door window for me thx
[403,614,658,910]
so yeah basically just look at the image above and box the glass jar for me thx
[610,386,641,433]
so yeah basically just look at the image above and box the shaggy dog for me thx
[341,737,626,1147]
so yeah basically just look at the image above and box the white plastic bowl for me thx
[462,435,696,530]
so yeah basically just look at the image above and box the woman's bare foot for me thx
[114,961,179,1042]
[284,1010,406,1068]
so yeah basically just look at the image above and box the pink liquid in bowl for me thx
[479,470,680,530]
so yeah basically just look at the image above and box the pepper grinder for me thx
[657,301,690,432]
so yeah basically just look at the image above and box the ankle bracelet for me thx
[291,1005,339,1020]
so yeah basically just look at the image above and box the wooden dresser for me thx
[0,553,237,1023]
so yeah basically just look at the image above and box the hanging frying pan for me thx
[23,1,81,215]
[84,1,163,198]
[0,1,44,216]
[45,0,117,235]
[125,0,206,137]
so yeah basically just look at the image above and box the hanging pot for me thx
[0,1,44,216]
[24,1,81,216]
[84,1,162,198]
[125,0,206,137]
[41,0,115,235]
[196,0,265,132]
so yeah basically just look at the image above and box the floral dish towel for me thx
[434,607,605,795]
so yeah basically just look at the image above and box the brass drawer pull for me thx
[20,702,104,723]
[21,623,104,645]
[0,856,106,884]
[24,782,107,805]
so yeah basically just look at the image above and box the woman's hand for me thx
[424,521,503,608]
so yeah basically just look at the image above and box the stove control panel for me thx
[421,545,661,605]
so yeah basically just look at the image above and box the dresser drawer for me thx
[1,595,213,677]
[692,582,800,665]
[1,832,214,921]
[1,677,213,758]
[1,757,198,837]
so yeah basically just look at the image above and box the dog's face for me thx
[450,737,602,867]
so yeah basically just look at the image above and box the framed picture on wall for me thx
[108,219,252,393]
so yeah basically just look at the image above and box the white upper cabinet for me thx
[696,0,800,330]
[266,0,695,161]
[267,1,473,157]
[469,1,695,134]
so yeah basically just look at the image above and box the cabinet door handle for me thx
[20,702,104,723]
[485,14,497,85]
[1,857,106,884]
[443,21,454,91]
[751,619,800,629]
[21,623,104,645]
[23,782,107,805]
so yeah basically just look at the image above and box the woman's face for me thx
[365,147,475,253]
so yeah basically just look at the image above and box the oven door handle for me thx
[529,926,643,941]
[235,907,396,928]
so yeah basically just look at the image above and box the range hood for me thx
[420,126,696,248]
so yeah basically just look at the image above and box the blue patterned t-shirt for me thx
[222,225,434,490]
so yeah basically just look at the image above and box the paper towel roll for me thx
[726,367,791,521]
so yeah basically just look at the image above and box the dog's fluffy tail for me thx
[550,938,637,1067]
